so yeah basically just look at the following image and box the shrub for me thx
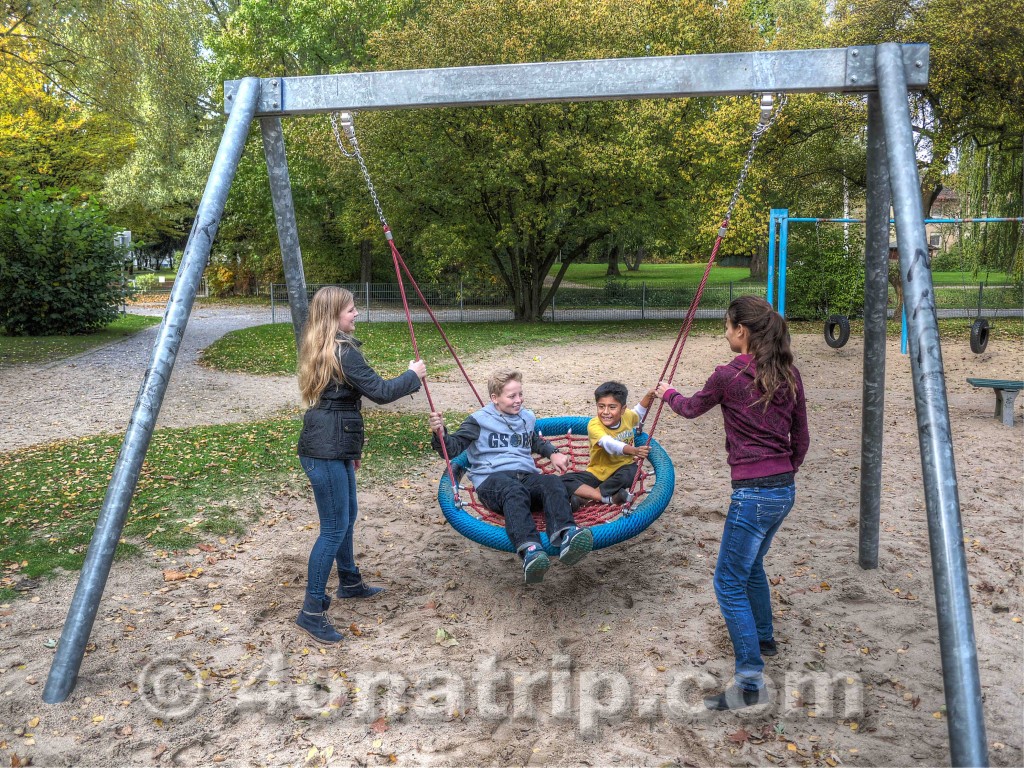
[784,227,866,320]
[0,190,132,336]
[133,273,159,291]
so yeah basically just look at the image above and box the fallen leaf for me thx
[162,570,187,582]
[728,729,750,744]
[27,718,39,728]
[434,627,458,648]
[92,715,104,723]
[371,716,389,733]
[349,623,363,637]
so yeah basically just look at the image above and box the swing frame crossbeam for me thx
[43,43,989,768]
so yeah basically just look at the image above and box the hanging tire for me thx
[824,315,850,349]
[969,317,990,354]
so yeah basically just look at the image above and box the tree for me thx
[204,0,416,291]
[0,61,131,196]
[2,0,233,251]
[0,189,131,335]
[360,0,762,319]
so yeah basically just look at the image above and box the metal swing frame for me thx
[42,43,989,767]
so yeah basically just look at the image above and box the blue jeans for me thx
[300,456,361,600]
[713,484,795,691]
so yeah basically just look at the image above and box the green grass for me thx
[200,320,695,376]
[553,262,756,288]
[0,314,161,366]
[551,261,1016,289]
[0,411,434,601]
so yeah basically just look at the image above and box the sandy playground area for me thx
[1,325,1022,767]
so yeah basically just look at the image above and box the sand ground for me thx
[1,317,1022,767]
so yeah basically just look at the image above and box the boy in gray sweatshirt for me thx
[429,369,593,584]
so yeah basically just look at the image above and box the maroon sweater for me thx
[662,354,809,481]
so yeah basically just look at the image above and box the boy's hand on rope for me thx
[630,444,651,460]
[428,411,445,435]
[409,359,427,378]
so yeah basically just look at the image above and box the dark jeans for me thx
[476,470,576,552]
[713,484,796,691]
[300,456,362,600]
[562,463,639,497]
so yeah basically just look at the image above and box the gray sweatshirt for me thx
[431,403,559,489]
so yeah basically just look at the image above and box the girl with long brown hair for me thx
[295,286,426,644]
[655,295,809,709]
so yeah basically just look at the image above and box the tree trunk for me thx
[606,245,621,277]
[750,247,767,281]
[623,245,645,272]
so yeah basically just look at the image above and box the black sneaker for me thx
[760,639,778,657]
[570,494,585,514]
[522,545,550,585]
[611,489,635,505]
[704,684,769,711]
[558,525,594,566]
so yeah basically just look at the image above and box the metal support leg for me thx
[42,77,263,705]
[858,94,890,570]
[877,43,988,767]
[260,117,309,348]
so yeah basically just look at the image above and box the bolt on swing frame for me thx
[42,44,989,767]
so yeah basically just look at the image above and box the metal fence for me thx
[269,281,768,323]
[269,280,1022,323]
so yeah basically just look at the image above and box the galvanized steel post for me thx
[42,77,263,705]
[858,94,890,570]
[260,116,309,347]
[877,43,988,767]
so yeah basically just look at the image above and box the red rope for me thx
[642,219,728,443]
[384,229,484,408]
[380,226,464,503]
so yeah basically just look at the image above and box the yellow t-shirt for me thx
[586,409,640,481]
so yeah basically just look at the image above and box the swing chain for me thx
[330,111,389,229]
[723,93,788,229]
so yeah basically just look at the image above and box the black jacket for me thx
[297,336,422,460]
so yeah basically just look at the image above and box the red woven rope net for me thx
[457,430,654,531]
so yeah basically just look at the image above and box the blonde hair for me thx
[298,286,357,407]
[487,369,522,398]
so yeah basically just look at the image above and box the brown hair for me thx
[487,369,522,398]
[726,295,797,407]
[298,286,357,407]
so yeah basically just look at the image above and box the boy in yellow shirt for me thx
[562,381,654,510]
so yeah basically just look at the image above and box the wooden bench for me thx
[966,378,1024,427]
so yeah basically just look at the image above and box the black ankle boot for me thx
[704,684,769,711]
[760,638,778,656]
[336,580,384,599]
[295,594,342,644]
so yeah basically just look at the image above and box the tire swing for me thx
[969,317,990,354]
[438,419,675,553]
[824,314,851,348]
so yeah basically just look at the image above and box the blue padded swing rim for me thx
[437,416,676,554]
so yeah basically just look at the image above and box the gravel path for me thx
[0,306,301,453]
